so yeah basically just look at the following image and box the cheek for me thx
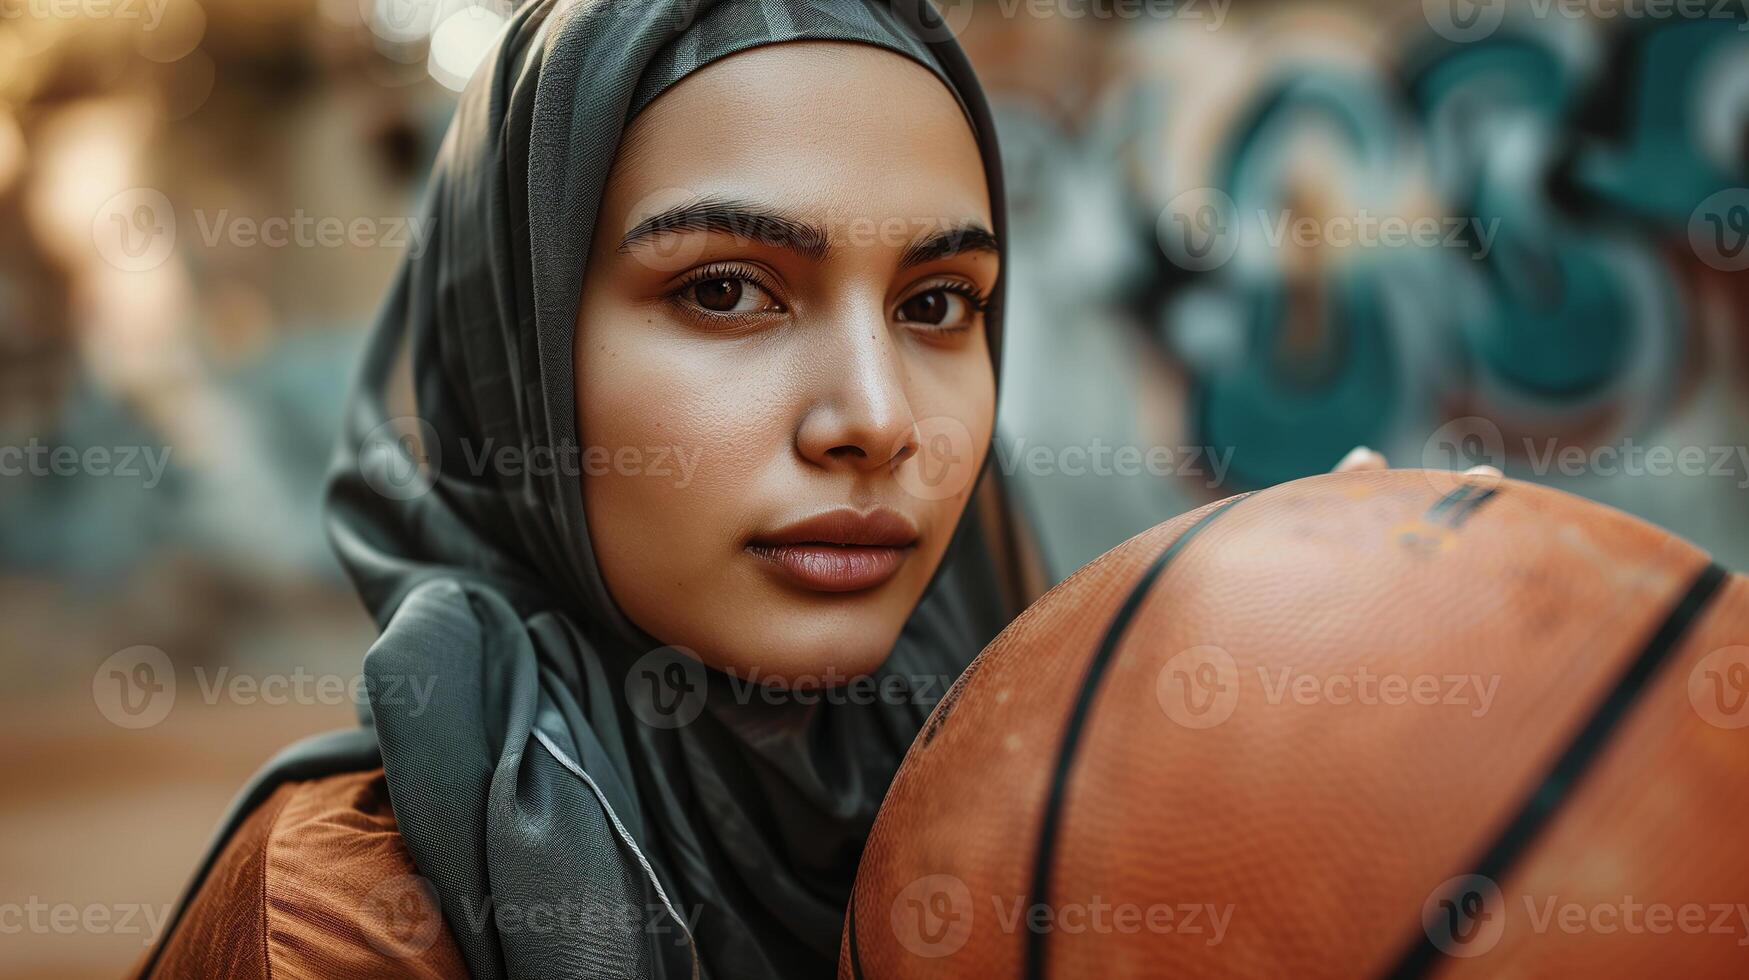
[576,322,787,590]
[910,343,998,467]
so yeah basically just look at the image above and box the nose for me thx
[795,315,918,473]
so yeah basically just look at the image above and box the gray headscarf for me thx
[324,2,1022,978]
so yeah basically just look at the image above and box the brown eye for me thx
[896,287,977,330]
[675,271,780,318]
[668,267,780,318]
[694,278,743,312]
[899,290,947,324]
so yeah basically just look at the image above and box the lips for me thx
[747,508,920,593]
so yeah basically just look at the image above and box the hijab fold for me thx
[326,2,1020,977]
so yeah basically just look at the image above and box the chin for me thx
[710,617,905,688]
[615,557,936,691]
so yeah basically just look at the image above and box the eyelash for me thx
[666,262,787,321]
[662,265,991,332]
[911,279,992,326]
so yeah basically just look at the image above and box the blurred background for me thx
[0,0,1745,975]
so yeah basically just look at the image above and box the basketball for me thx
[843,469,1749,979]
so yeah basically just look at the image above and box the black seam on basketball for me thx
[1023,493,1254,980]
[1425,484,1499,529]
[849,884,867,980]
[1446,487,1498,528]
[921,656,983,747]
[1381,560,1730,980]
[1428,486,1469,518]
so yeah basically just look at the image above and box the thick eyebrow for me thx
[618,197,999,270]
[898,224,999,269]
[618,198,831,262]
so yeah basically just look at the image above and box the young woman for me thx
[140,3,1034,979]
[135,3,1457,976]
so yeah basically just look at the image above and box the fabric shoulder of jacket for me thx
[133,768,469,979]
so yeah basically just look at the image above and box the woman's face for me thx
[575,42,997,683]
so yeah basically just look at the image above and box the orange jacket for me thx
[135,769,468,979]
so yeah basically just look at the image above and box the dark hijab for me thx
[323,2,1022,978]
